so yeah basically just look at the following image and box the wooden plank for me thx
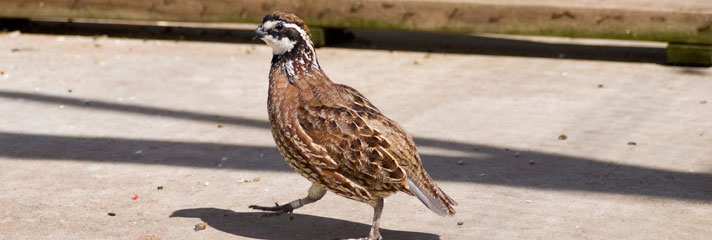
[0,0,710,44]
[435,0,712,12]
[666,43,712,67]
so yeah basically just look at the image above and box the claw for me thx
[249,202,295,220]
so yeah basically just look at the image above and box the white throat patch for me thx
[262,34,296,55]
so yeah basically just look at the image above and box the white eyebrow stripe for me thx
[280,22,310,42]
[262,20,277,30]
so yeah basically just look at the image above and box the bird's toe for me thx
[249,202,295,219]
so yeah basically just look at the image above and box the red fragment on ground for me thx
[132,193,139,200]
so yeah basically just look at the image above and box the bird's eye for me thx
[275,23,284,30]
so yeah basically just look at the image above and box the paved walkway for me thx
[0,31,711,239]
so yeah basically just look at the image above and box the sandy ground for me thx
[0,30,711,240]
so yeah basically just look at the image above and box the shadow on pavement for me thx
[1,131,710,202]
[1,90,711,202]
[169,208,439,240]
[0,18,666,64]
[0,90,269,129]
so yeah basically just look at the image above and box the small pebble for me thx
[597,84,604,88]
[529,160,536,165]
[701,100,707,104]
[457,221,464,226]
[558,135,567,140]
[457,160,464,165]
[194,222,207,231]
[627,141,637,146]
[108,212,116,216]
[514,152,520,157]
[157,186,164,190]
[67,89,73,93]
[217,124,223,128]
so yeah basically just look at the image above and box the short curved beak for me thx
[253,27,266,41]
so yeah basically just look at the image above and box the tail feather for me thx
[407,177,457,216]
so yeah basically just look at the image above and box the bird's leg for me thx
[249,183,327,219]
[344,198,384,240]
[368,198,384,240]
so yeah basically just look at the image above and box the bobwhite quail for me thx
[249,11,457,240]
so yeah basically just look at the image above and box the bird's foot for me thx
[249,202,295,220]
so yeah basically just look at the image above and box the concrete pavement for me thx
[0,31,711,239]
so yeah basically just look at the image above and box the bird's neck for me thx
[270,41,325,85]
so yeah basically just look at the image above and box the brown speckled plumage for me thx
[250,11,456,240]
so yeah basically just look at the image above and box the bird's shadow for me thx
[169,208,439,240]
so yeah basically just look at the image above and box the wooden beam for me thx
[667,43,712,67]
[0,0,710,45]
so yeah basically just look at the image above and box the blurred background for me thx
[1,0,711,65]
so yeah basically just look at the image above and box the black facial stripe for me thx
[266,26,302,42]
[267,31,280,39]
[285,28,301,41]
[268,29,279,36]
